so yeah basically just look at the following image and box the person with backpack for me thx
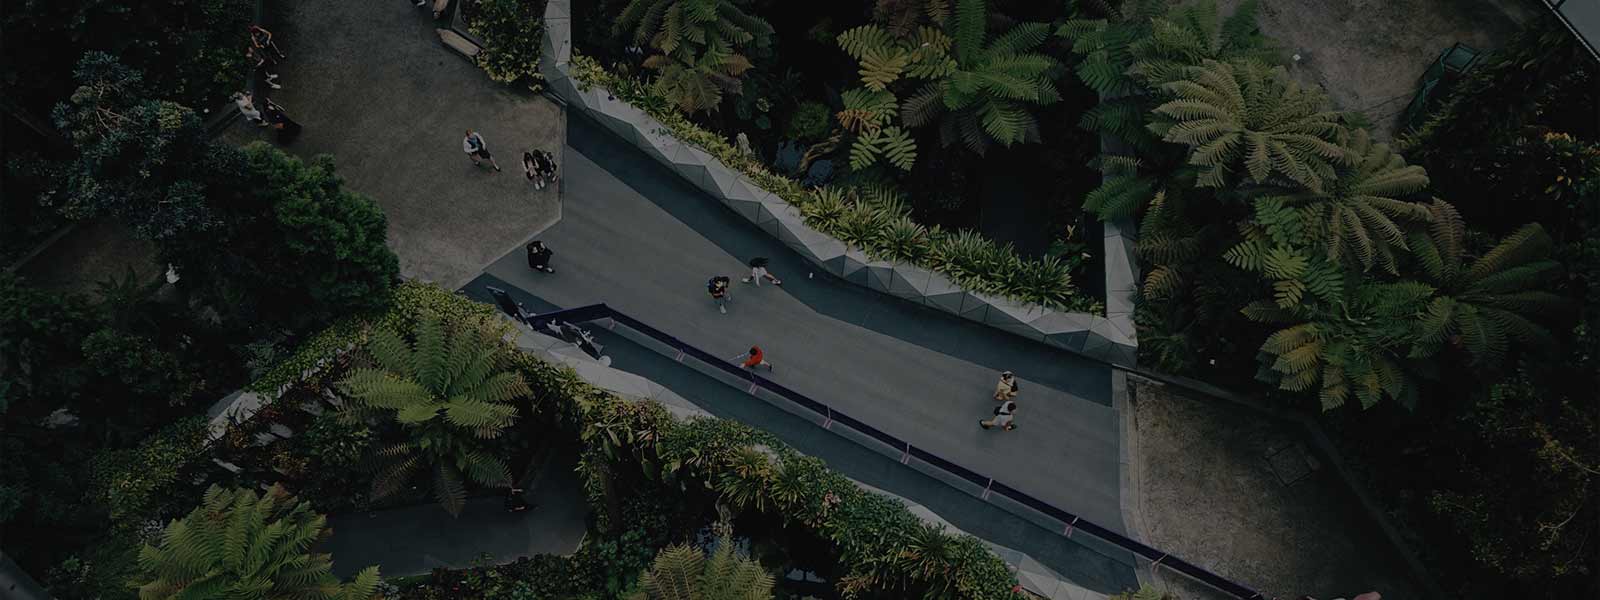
[462,129,501,172]
[708,275,731,314]
[526,241,553,274]
[993,371,1018,403]
[981,401,1018,432]
[740,256,781,286]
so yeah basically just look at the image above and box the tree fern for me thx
[1403,199,1570,365]
[633,538,774,600]
[135,485,380,600]
[618,0,773,115]
[850,126,918,171]
[1277,128,1432,273]
[339,314,527,515]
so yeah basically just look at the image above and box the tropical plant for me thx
[643,50,754,114]
[1152,59,1347,191]
[617,0,773,114]
[1246,281,1433,410]
[1406,199,1569,365]
[872,0,952,38]
[133,484,380,600]
[836,23,955,91]
[898,0,1062,154]
[629,538,774,600]
[1275,128,1433,273]
[338,314,528,515]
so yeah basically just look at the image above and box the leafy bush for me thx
[567,54,1099,314]
[87,417,211,526]
[510,354,1020,599]
[785,101,833,142]
[466,0,548,91]
[164,142,400,337]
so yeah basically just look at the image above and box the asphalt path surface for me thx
[471,112,1126,535]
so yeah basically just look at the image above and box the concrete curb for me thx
[535,0,1138,367]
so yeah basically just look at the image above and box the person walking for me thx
[247,46,282,89]
[248,25,286,60]
[534,149,558,187]
[740,256,781,286]
[525,240,554,274]
[707,275,732,314]
[732,346,773,372]
[463,130,501,172]
[531,151,550,187]
[993,371,1018,403]
[232,91,268,127]
[980,401,1018,431]
[262,99,302,143]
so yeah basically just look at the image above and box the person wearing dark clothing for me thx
[741,256,781,286]
[463,130,501,172]
[526,241,554,274]
[981,401,1017,431]
[708,276,731,314]
[261,100,302,143]
[249,25,286,59]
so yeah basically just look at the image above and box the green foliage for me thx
[567,54,1098,314]
[1281,128,1432,273]
[88,417,212,526]
[134,484,380,600]
[785,101,833,142]
[1152,59,1346,191]
[338,313,527,516]
[1404,199,1569,366]
[897,0,1062,155]
[467,0,548,90]
[163,142,400,337]
[617,0,773,114]
[631,540,774,600]
[1,0,251,112]
[837,24,955,90]
[44,53,217,239]
[570,394,1021,600]
[849,126,918,171]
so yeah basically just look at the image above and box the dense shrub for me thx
[465,0,548,91]
[163,142,400,337]
[785,101,833,142]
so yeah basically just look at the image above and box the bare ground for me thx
[1125,380,1420,600]
[1219,0,1534,139]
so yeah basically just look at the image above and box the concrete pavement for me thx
[247,0,564,288]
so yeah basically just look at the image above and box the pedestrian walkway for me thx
[474,111,1126,534]
[466,278,1140,594]
[242,0,564,288]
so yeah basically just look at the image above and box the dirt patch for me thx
[1126,380,1420,599]
[1218,0,1533,139]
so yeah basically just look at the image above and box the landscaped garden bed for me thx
[458,0,550,91]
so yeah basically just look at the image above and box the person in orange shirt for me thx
[732,346,773,372]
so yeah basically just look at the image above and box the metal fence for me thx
[519,302,1269,600]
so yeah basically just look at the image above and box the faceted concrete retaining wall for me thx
[539,0,1137,366]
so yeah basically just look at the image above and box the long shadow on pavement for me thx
[566,112,1111,406]
[462,275,1140,595]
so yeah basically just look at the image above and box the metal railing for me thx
[517,301,1269,600]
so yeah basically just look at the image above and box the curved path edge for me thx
[537,0,1138,367]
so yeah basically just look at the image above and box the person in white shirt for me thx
[462,130,501,172]
[232,91,267,127]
